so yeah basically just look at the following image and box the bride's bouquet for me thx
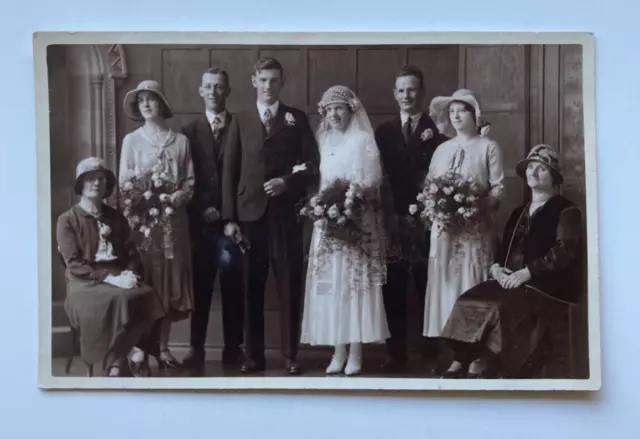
[119,164,178,254]
[298,178,379,253]
[408,170,487,236]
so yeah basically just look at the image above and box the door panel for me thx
[459,45,529,233]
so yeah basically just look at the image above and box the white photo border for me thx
[34,31,601,392]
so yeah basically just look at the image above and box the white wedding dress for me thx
[300,109,390,347]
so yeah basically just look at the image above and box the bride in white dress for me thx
[300,85,390,376]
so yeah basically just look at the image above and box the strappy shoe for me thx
[156,351,183,370]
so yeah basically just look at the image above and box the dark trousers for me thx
[241,202,304,362]
[382,232,436,361]
[190,230,244,351]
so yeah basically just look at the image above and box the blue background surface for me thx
[0,0,636,437]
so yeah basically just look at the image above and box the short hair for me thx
[253,57,284,76]
[203,67,230,86]
[395,65,424,88]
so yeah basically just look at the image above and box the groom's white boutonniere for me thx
[292,163,307,173]
[285,112,296,126]
[420,128,434,142]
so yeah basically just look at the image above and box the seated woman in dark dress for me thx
[56,157,166,377]
[439,144,583,379]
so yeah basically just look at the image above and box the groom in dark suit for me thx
[222,57,320,375]
[376,65,449,373]
[181,67,244,370]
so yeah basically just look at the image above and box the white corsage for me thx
[480,123,491,138]
[420,128,434,142]
[285,112,296,126]
[292,163,307,173]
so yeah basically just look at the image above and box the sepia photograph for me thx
[34,31,600,392]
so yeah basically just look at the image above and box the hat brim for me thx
[123,88,174,121]
[74,168,116,198]
[515,158,564,184]
[429,95,482,125]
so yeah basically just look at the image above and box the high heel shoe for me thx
[326,345,347,375]
[128,356,152,377]
[344,343,362,376]
[441,360,466,379]
[156,351,183,370]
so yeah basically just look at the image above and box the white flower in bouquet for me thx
[467,177,474,184]
[313,205,324,216]
[454,193,465,203]
[123,208,132,218]
[437,212,445,220]
[299,206,310,216]
[152,172,161,181]
[160,172,170,181]
[123,198,132,207]
[154,179,164,188]
[463,210,473,219]
[409,204,418,215]
[143,190,153,200]
[443,186,454,195]
[130,215,141,225]
[328,204,340,219]
[122,181,134,192]
[416,192,426,202]
[469,183,479,192]
[149,208,160,217]
[337,216,347,226]
[438,199,447,207]
[457,207,466,215]
[426,199,436,209]
[164,206,174,216]
[344,208,354,218]
[429,183,439,194]
[140,225,151,238]
[467,195,478,203]
[159,193,171,203]
[344,198,354,208]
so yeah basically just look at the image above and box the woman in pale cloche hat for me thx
[421,89,506,363]
[438,144,583,378]
[56,157,166,377]
[118,79,195,370]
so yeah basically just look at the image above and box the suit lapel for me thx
[218,112,233,160]
[407,112,436,148]
[196,114,217,159]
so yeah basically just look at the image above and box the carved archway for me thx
[90,44,129,205]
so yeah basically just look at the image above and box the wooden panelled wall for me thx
[49,44,588,375]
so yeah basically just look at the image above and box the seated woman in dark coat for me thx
[439,144,583,379]
[56,157,166,377]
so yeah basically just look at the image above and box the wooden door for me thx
[457,45,530,233]
[135,44,458,349]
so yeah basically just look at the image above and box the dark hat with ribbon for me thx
[515,144,563,184]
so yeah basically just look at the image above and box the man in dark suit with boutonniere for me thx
[181,67,244,372]
[222,57,320,375]
[375,65,449,374]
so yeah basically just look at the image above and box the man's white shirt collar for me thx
[205,109,227,125]
[400,111,422,125]
[257,100,280,121]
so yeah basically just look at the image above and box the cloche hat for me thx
[74,156,116,198]
[123,80,174,121]
[515,144,563,184]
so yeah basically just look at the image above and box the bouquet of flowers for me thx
[408,170,487,236]
[298,178,379,254]
[119,165,178,254]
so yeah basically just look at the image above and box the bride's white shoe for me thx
[345,343,362,376]
[326,345,347,374]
